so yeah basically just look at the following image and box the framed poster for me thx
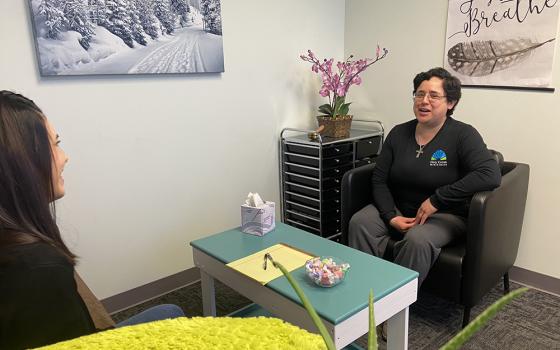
[29,0,224,76]
[444,0,559,89]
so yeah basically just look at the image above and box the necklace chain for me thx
[415,120,445,158]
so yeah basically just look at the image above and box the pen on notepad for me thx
[263,253,273,270]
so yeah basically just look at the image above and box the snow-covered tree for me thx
[88,0,108,26]
[103,0,135,47]
[170,0,190,27]
[135,0,160,39]
[153,0,174,35]
[200,0,221,35]
[128,0,147,45]
[63,0,95,49]
[38,0,66,39]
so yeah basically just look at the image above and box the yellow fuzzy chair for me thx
[37,317,326,350]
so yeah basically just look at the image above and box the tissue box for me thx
[241,201,275,236]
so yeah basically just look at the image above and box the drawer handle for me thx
[368,141,373,144]
[334,159,340,163]
[334,189,340,193]
[334,169,340,173]
[334,148,340,152]
[334,179,340,184]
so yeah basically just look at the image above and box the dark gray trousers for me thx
[348,204,466,286]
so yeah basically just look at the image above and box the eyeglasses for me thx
[413,91,447,101]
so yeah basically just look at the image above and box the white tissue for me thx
[245,192,265,207]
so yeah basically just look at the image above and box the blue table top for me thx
[190,222,418,324]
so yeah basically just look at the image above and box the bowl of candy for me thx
[305,256,350,287]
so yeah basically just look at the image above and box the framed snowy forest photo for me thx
[29,0,224,75]
[444,0,559,89]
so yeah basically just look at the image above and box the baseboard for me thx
[102,267,201,314]
[510,266,560,296]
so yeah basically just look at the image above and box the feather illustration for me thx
[447,38,555,77]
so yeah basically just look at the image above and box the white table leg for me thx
[200,270,216,316]
[387,306,409,350]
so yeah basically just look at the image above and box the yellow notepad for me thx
[227,243,315,285]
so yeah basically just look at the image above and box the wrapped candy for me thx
[305,256,350,287]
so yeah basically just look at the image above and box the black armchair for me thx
[340,151,530,328]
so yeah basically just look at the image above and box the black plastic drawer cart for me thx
[280,121,384,240]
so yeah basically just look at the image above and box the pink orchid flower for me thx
[300,47,389,118]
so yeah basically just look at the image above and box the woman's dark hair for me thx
[0,90,75,264]
[413,67,462,116]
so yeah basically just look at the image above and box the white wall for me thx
[0,0,345,298]
[345,0,560,279]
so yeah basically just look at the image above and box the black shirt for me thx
[372,117,501,223]
[0,242,95,349]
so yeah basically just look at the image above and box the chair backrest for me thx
[489,149,504,173]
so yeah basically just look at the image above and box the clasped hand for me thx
[389,198,438,233]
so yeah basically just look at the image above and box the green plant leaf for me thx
[333,96,348,117]
[334,96,345,111]
[339,103,351,116]
[265,255,336,350]
[440,287,528,350]
[318,104,333,115]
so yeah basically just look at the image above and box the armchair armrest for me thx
[463,162,530,306]
[341,164,376,245]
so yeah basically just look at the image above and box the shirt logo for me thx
[430,149,448,167]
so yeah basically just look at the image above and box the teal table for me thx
[191,222,418,349]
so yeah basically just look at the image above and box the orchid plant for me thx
[300,47,388,119]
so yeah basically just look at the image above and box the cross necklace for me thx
[416,144,425,158]
[415,121,444,158]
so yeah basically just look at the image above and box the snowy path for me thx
[64,25,223,75]
[129,27,207,73]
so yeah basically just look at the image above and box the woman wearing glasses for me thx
[348,67,501,288]
[0,91,184,349]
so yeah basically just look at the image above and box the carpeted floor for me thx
[112,280,560,349]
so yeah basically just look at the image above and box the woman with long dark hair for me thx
[0,91,184,349]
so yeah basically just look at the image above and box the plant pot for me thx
[316,115,353,138]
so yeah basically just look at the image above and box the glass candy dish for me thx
[305,256,350,287]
